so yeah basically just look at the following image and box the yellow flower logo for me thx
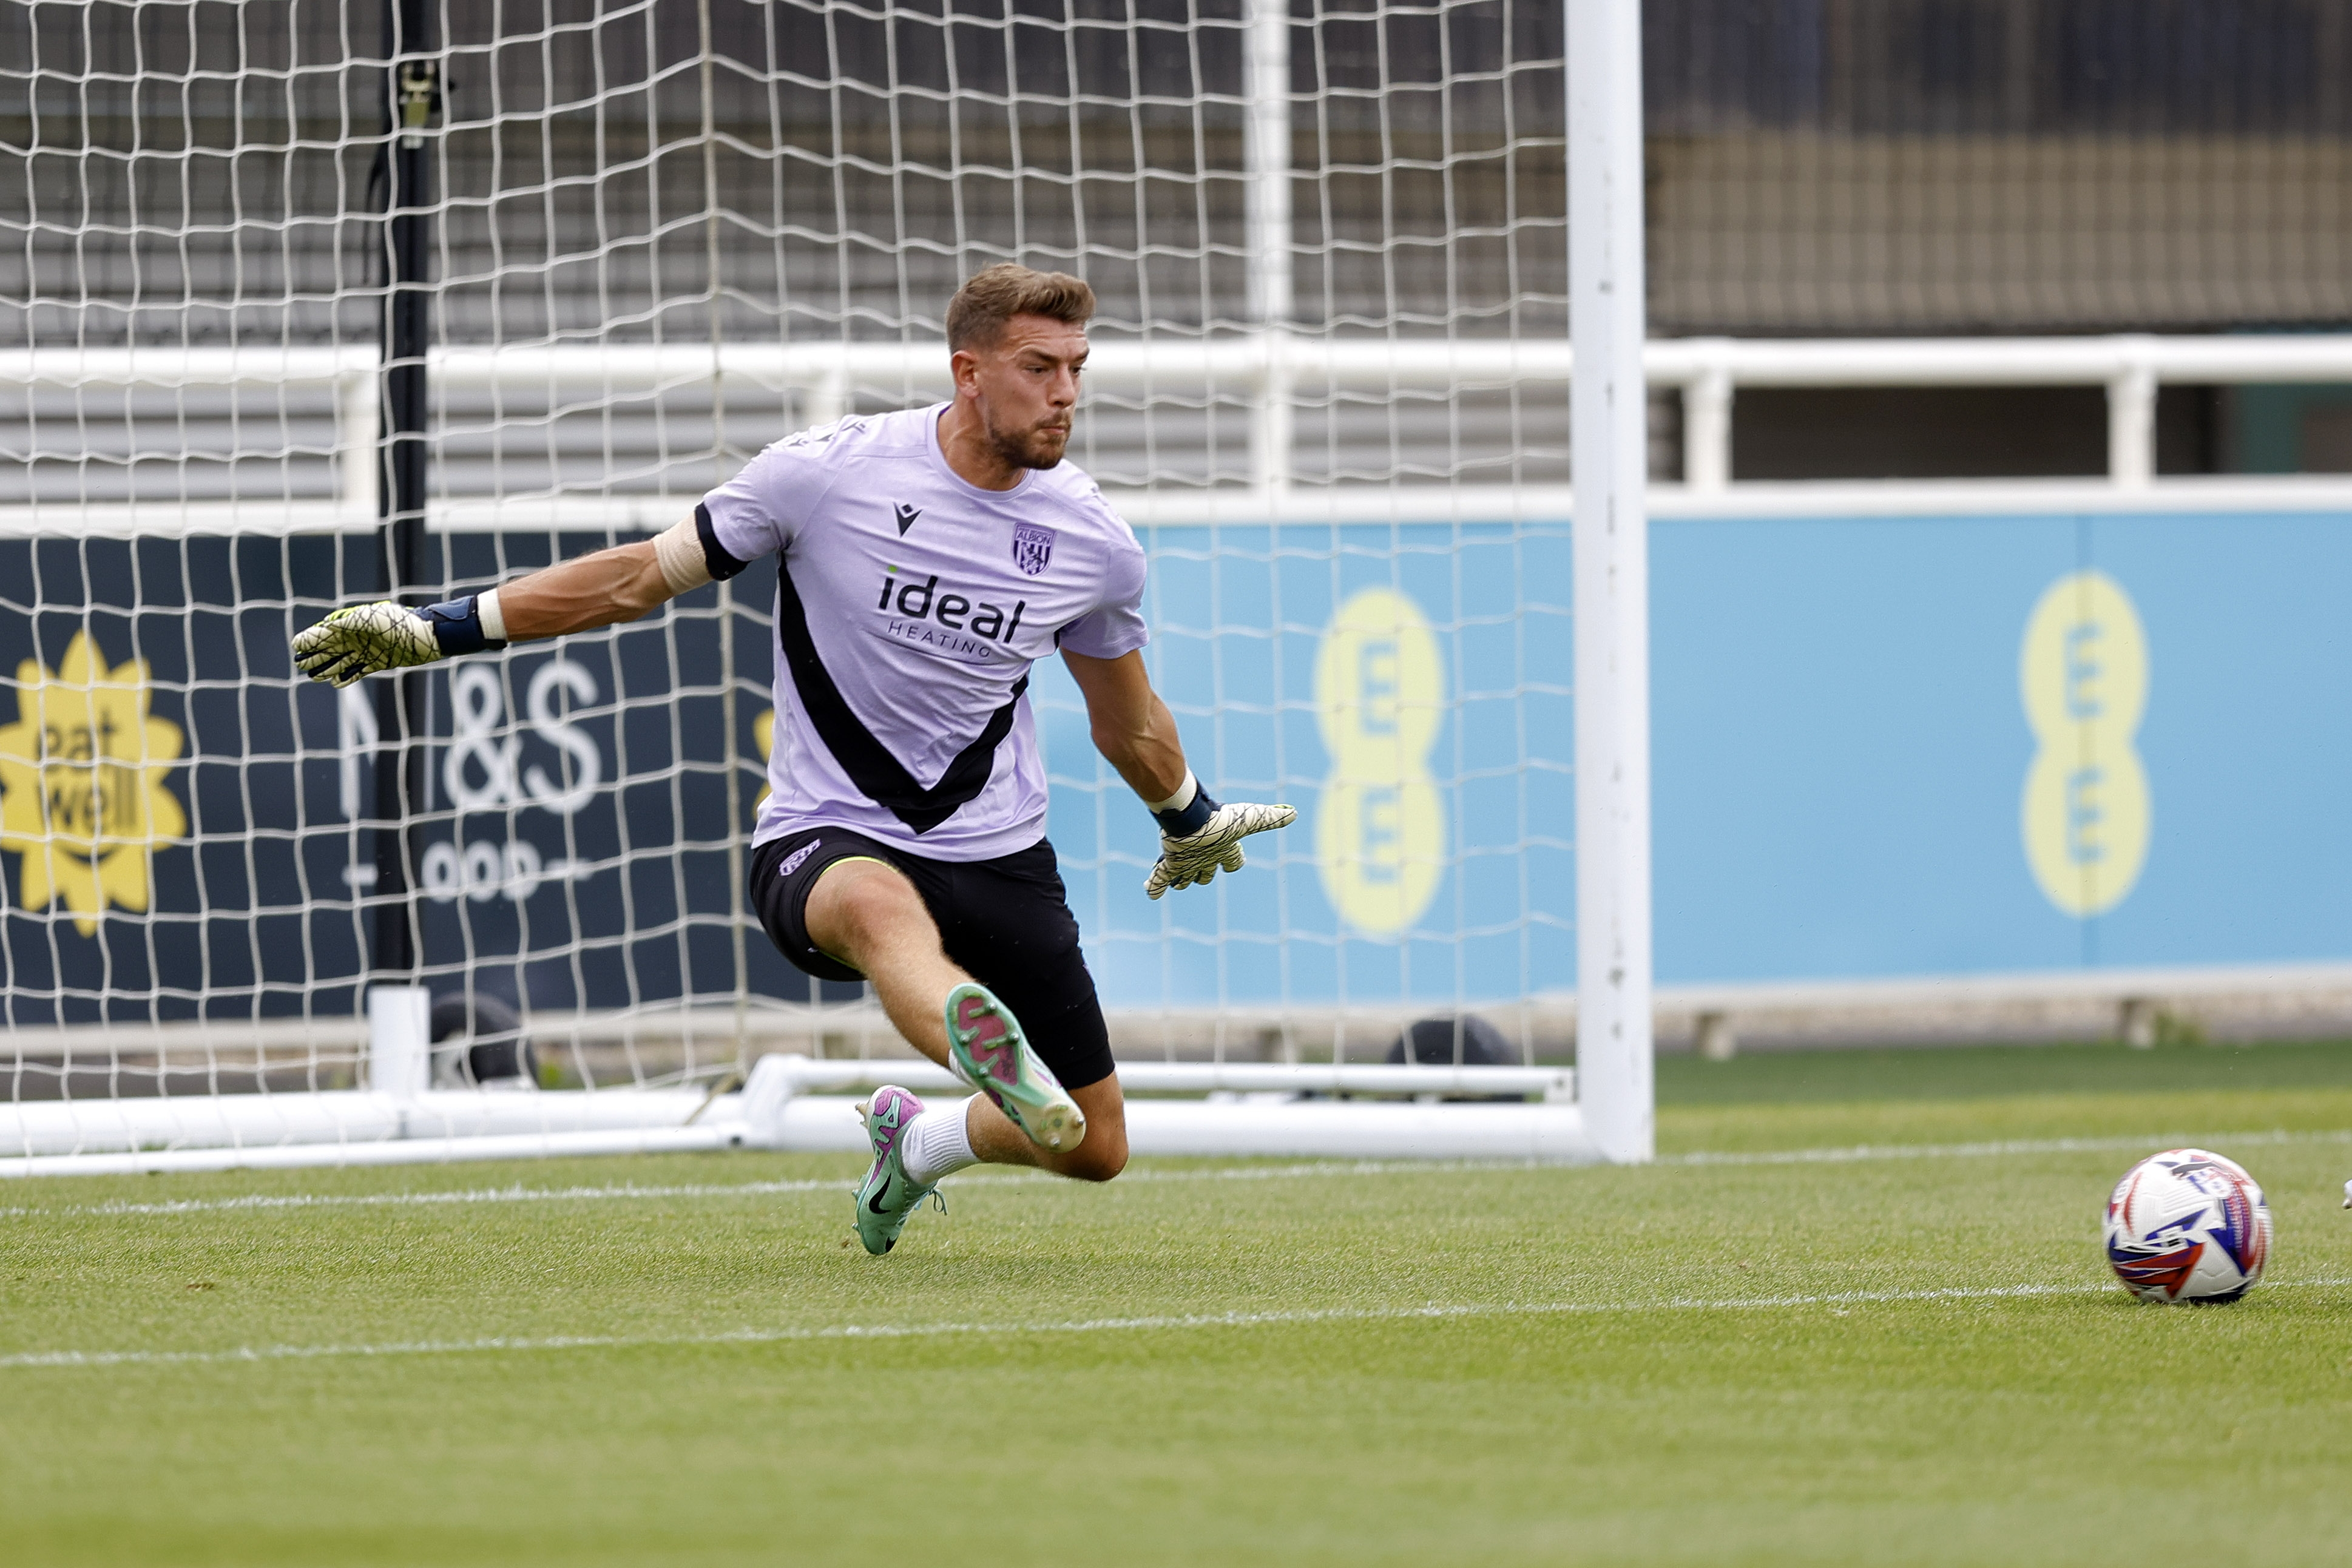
[0,631,188,934]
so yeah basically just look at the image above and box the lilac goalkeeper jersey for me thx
[696,404,1150,861]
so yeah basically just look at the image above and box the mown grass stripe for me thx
[2,1127,2342,1221]
[10,1277,2349,1373]
[0,1163,1421,1219]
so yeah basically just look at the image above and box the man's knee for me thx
[1060,1146,1127,1183]
[1052,1075,1125,1181]
[835,873,925,938]
[1058,1118,1127,1183]
[807,862,931,966]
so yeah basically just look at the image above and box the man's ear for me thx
[948,346,982,396]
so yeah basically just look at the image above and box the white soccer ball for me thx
[2103,1147,2272,1304]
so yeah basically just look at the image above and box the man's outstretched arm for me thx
[1061,648,1295,899]
[291,515,713,687]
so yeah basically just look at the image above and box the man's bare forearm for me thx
[1064,649,1188,802]
[496,541,672,641]
[292,521,697,689]
[1091,691,1188,803]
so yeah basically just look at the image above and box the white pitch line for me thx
[0,1162,1432,1220]
[1,1128,2344,1223]
[35,1277,2352,1373]
[1661,1126,2352,1168]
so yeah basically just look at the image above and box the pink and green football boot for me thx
[943,982,1085,1152]
[852,1084,935,1256]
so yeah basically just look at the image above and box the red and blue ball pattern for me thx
[2103,1147,2271,1304]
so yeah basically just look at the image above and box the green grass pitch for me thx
[7,1041,2352,1566]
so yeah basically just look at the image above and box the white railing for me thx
[7,333,2352,538]
[0,345,380,538]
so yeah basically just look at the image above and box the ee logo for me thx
[1315,587,1445,936]
[2019,569,2150,917]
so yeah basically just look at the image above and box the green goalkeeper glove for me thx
[292,596,504,689]
[1144,777,1296,899]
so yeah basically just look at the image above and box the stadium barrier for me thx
[14,332,2352,539]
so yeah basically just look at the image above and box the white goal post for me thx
[1567,0,1652,1163]
[0,0,1628,1172]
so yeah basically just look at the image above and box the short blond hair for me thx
[946,263,1095,352]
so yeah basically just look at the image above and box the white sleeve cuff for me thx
[1146,770,1199,815]
[654,514,715,594]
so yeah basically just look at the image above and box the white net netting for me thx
[0,0,1574,1131]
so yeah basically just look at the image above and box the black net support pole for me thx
[372,0,438,979]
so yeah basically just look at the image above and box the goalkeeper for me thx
[293,263,1293,1255]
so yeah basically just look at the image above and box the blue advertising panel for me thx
[1036,520,1576,1013]
[7,507,2348,1024]
[1,535,367,1024]
[0,534,783,1026]
[1649,509,2352,982]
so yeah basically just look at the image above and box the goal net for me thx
[0,0,1577,1163]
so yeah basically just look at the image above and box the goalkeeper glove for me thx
[1144,774,1296,899]
[292,596,504,689]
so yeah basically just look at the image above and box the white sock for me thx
[902,1097,980,1186]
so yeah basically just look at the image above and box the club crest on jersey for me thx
[1011,521,1055,577]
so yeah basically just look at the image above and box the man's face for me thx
[955,314,1088,470]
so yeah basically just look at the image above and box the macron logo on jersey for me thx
[893,502,922,535]
[875,567,1027,662]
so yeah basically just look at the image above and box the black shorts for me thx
[746,826,1117,1092]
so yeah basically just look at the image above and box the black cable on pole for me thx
[371,0,438,979]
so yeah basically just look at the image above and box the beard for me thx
[983,408,1072,471]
